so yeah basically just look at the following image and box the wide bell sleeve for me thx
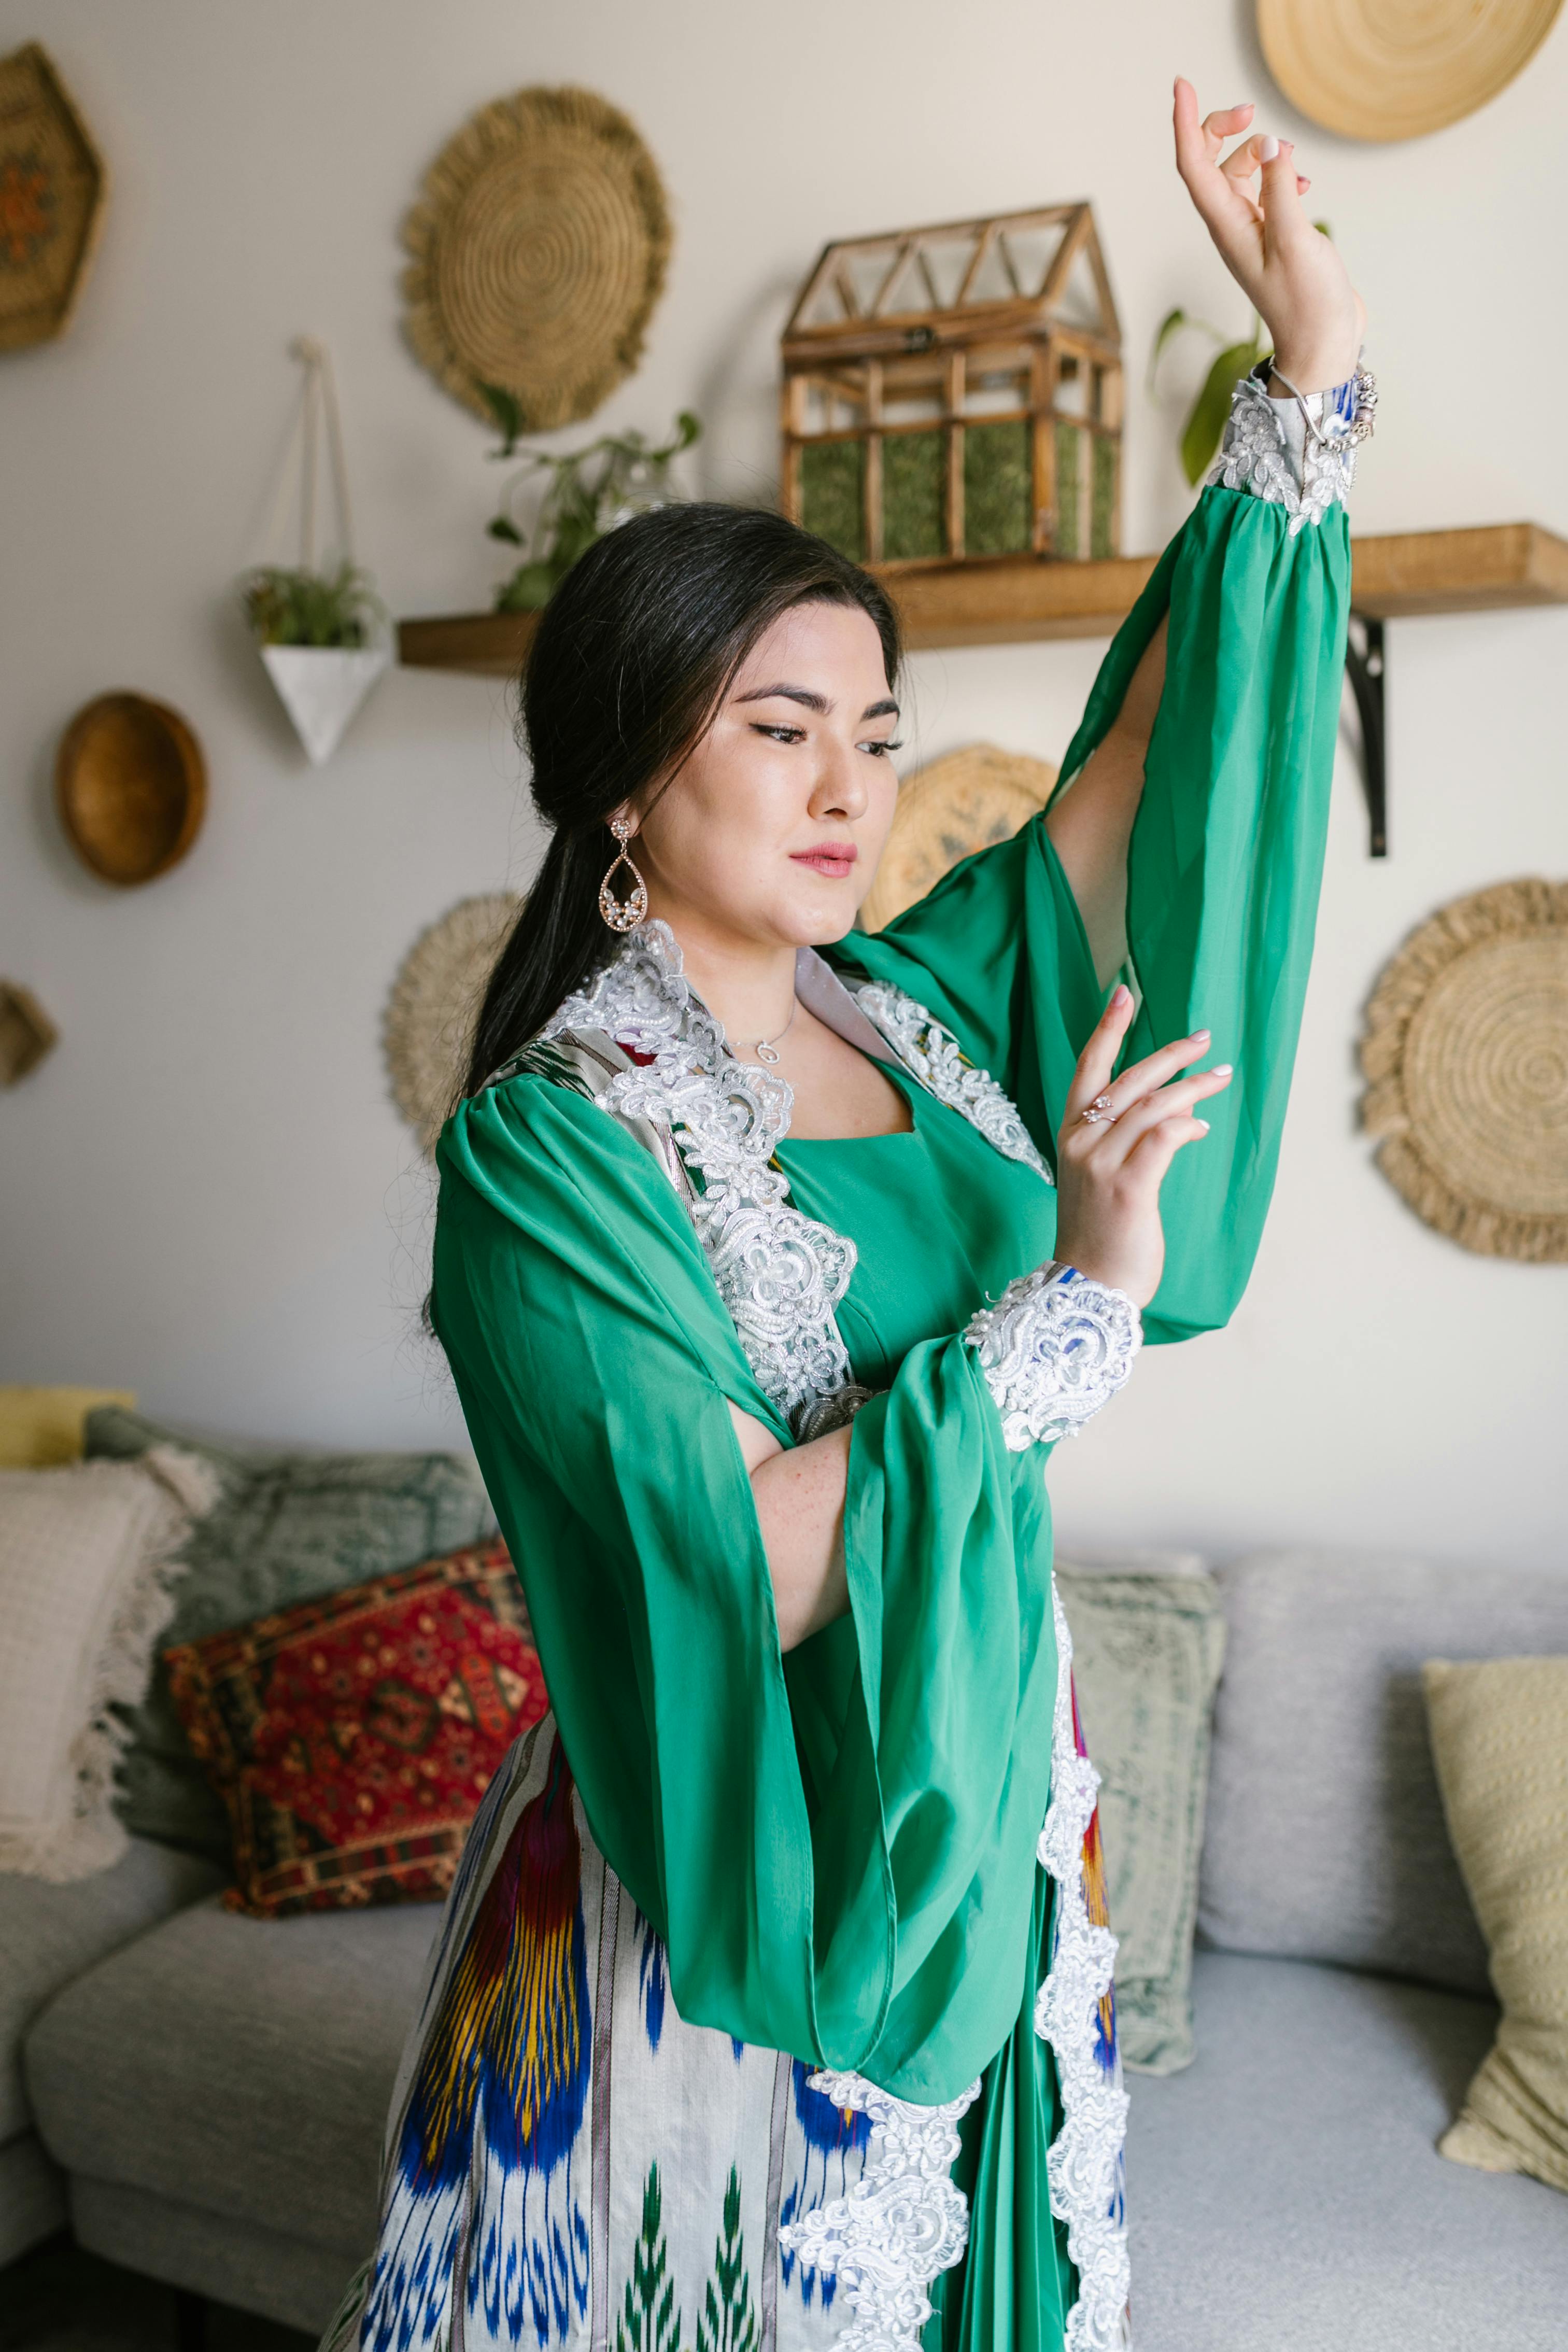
[432,1074,1063,2105]
[835,476,1350,1345]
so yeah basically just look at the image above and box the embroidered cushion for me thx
[164,1541,548,1918]
[1424,1655,1568,2193]
[1057,1555,1225,2074]
[0,1449,217,1882]
[83,1407,497,1861]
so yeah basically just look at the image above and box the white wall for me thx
[2,0,1564,1565]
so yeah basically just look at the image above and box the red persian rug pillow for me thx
[164,1539,547,1919]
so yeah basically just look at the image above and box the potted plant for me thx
[242,559,390,767]
[477,389,700,611]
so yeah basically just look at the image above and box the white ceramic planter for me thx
[259,643,389,766]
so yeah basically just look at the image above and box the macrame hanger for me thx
[256,337,356,575]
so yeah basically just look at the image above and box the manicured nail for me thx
[1111,984,1132,1008]
[1259,134,1280,161]
[1195,1120,1210,1133]
[1191,1027,1210,1041]
[1212,1063,1233,1076]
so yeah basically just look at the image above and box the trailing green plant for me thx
[477,385,701,613]
[242,561,385,649]
[1151,222,1334,487]
[1148,308,1268,488]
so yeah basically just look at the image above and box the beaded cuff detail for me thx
[964,1263,1141,1450]
[1207,359,1376,534]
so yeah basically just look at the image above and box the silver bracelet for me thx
[1206,356,1375,534]
[964,1263,1141,1451]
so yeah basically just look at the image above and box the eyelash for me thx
[750,724,903,756]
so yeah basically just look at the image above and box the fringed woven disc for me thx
[1360,879,1568,1262]
[384,894,521,1156]
[858,743,1058,933]
[402,84,671,431]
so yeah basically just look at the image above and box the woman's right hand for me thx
[1052,984,1234,1308]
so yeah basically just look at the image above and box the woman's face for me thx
[618,599,901,951]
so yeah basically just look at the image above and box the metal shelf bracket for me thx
[1344,611,1387,857]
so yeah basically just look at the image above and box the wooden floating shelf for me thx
[398,520,1568,675]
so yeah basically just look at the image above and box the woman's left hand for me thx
[1173,76,1365,393]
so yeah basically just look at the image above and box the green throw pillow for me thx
[1057,1559,1226,2075]
[85,1407,496,1862]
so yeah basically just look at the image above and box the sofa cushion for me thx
[1424,1654,1568,2191]
[0,1836,224,2143]
[0,2130,68,2268]
[1057,1558,1224,2074]
[166,1540,546,1918]
[24,1893,438,2256]
[1126,1953,1568,2351]
[70,2176,361,2336]
[84,1407,496,1860]
[1199,1551,1568,1993]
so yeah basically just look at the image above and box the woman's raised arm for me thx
[1044,80,1365,981]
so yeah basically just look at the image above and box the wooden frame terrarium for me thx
[780,204,1122,570]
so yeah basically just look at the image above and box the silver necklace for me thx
[741,997,798,1066]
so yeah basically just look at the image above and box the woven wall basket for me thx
[385,893,521,1156]
[402,84,671,432]
[1360,879,1568,1262]
[1258,0,1563,144]
[858,743,1059,933]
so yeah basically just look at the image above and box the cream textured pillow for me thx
[0,1446,217,1879]
[1424,1654,1568,2192]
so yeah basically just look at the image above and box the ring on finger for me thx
[1078,1092,1119,1126]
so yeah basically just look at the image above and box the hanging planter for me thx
[241,340,389,765]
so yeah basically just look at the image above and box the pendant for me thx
[755,1039,781,1065]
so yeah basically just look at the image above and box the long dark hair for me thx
[462,502,901,1096]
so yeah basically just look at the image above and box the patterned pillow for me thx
[164,1541,547,1918]
[84,1407,497,1860]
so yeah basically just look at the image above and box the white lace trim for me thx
[1035,1581,1131,2351]
[1205,372,1357,536]
[776,2069,982,2352]
[965,1264,1141,1449]
[541,922,856,1434]
[852,982,1054,1182]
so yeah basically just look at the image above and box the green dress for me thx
[333,478,1350,2352]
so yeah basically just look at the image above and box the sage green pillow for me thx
[1057,1557,1226,2075]
[84,1407,496,1862]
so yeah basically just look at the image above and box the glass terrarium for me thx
[780,205,1122,569]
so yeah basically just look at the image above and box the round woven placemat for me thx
[1360,879,1568,1261]
[385,893,521,1155]
[402,84,671,431]
[858,743,1059,933]
[1259,0,1562,143]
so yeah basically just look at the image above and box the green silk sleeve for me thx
[838,482,1350,1344]
[432,1077,1061,2104]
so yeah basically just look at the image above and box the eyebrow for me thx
[734,682,901,722]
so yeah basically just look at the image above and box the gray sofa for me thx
[7,1547,1568,2350]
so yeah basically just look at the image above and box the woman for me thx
[333,84,1369,2352]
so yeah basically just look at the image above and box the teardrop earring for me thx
[598,814,648,933]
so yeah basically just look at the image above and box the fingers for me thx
[1093,1066,1233,1163]
[1123,1113,1212,1188]
[1064,984,1136,1120]
[1258,135,1313,251]
[1083,1025,1212,1120]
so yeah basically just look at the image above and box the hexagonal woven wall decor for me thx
[0,43,107,354]
[402,84,671,433]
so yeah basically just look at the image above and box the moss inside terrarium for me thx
[881,430,945,562]
[800,439,866,561]
[963,419,1032,557]
[1092,435,1117,559]
[1054,421,1084,558]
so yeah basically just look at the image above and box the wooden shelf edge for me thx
[398,520,1568,673]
